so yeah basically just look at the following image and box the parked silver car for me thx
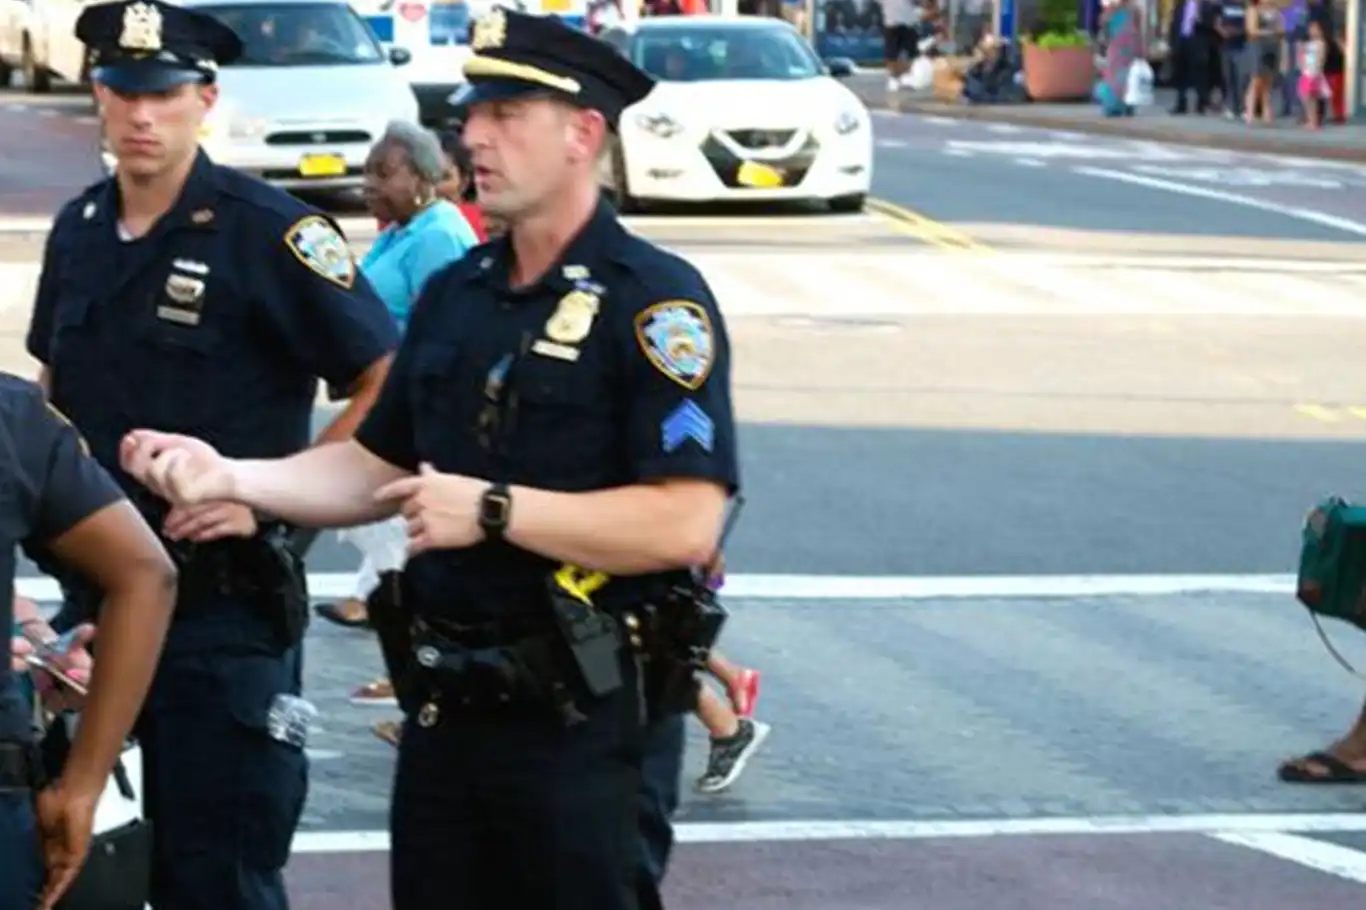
[99,0,420,190]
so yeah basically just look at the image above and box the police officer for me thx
[24,2,399,908]
[0,378,178,910]
[119,9,739,910]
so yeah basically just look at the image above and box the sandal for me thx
[313,599,372,629]
[1278,750,1366,784]
[372,719,402,748]
[349,677,396,706]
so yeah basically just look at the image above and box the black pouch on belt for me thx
[546,579,623,698]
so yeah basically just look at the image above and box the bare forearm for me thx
[232,441,404,528]
[504,481,724,575]
[61,564,175,795]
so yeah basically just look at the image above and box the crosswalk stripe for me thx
[3,250,1364,320]
[13,572,1296,603]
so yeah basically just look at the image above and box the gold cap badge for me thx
[120,1,164,52]
[471,8,506,51]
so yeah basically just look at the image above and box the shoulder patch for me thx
[633,300,715,390]
[45,402,90,455]
[284,215,356,289]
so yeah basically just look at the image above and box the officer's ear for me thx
[563,106,607,166]
[196,82,220,116]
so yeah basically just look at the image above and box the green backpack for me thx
[1298,496,1366,632]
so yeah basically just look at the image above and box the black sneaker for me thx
[696,717,771,794]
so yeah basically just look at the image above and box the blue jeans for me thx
[0,790,42,910]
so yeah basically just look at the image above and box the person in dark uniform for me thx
[24,2,399,908]
[118,8,739,910]
[0,379,177,910]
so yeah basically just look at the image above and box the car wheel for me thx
[21,37,51,93]
[828,193,865,214]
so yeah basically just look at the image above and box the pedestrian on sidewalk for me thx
[1215,0,1248,118]
[1242,0,1282,124]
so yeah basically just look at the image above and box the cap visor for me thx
[446,79,559,111]
[93,63,206,94]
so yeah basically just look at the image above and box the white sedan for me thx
[596,15,871,213]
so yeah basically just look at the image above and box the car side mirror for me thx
[389,46,413,66]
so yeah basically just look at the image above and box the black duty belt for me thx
[0,741,43,791]
[409,616,577,726]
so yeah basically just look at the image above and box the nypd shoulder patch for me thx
[634,300,715,390]
[284,215,356,289]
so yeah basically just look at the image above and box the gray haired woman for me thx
[362,119,454,230]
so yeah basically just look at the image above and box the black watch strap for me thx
[479,483,512,540]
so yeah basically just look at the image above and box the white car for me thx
[596,15,871,213]
[100,0,420,192]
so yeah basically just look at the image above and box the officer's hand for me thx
[373,462,484,554]
[34,780,98,910]
[163,501,258,542]
[120,430,235,505]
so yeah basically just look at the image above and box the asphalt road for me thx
[8,90,1366,908]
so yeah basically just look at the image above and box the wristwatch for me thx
[479,483,512,541]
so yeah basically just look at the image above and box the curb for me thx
[857,90,1366,162]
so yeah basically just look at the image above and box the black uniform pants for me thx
[390,683,643,910]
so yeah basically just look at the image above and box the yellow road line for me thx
[866,197,991,254]
[1348,407,1366,421]
[1296,404,1343,423]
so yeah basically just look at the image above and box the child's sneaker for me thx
[696,718,770,794]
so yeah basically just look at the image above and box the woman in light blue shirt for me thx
[315,121,479,638]
[358,120,482,335]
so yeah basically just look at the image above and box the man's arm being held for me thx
[230,440,406,527]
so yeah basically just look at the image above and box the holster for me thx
[632,580,729,720]
[409,613,610,728]
[367,571,419,714]
[177,526,310,651]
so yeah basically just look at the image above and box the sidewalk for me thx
[849,74,1366,161]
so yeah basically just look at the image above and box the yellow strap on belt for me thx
[554,563,610,605]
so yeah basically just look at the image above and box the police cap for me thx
[77,0,243,94]
[450,8,655,128]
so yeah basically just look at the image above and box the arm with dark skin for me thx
[13,391,177,910]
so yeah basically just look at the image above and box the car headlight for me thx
[199,112,268,141]
[834,109,862,136]
[634,112,685,139]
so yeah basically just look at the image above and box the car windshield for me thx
[631,26,823,82]
[198,2,386,67]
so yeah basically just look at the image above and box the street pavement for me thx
[6,82,1366,908]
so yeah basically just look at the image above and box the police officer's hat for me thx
[77,0,243,94]
[449,8,655,128]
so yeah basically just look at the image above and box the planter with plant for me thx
[1022,0,1095,102]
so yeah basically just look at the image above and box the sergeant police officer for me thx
[0,378,178,910]
[24,2,399,908]
[119,9,739,910]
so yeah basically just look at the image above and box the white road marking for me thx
[1014,157,1047,167]
[944,147,975,156]
[1074,167,1366,239]
[920,115,956,125]
[14,572,1299,603]
[1212,832,1366,883]
[985,123,1024,134]
[291,812,1366,854]
[876,138,909,148]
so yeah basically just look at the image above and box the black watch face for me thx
[483,493,510,526]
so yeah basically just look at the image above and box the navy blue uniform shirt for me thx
[0,378,124,742]
[356,197,740,620]
[26,149,399,531]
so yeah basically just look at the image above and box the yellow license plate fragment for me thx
[736,161,784,188]
[299,154,346,178]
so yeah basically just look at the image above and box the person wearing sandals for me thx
[310,123,481,744]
